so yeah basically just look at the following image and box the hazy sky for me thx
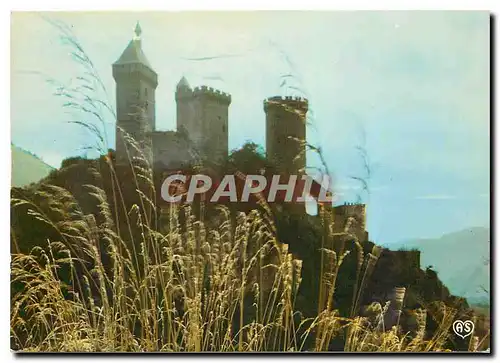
[11,11,490,243]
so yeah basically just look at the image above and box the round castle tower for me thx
[264,96,308,176]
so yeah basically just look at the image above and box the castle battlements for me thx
[334,203,366,229]
[264,96,308,113]
[192,85,232,104]
[335,202,366,215]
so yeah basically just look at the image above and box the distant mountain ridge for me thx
[11,144,54,187]
[390,227,490,302]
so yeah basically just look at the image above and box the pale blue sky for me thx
[11,11,490,243]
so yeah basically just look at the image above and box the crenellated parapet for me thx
[193,85,232,105]
[263,96,308,114]
[333,202,367,240]
[334,202,366,217]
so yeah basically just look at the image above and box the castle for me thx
[113,23,369,240]
[113,22,308,178]
[62,23,430,322]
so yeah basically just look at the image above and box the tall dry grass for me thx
[10,167,473,352]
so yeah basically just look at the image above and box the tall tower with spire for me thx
[113,22,158,161]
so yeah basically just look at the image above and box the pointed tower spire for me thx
[113,22,153,71]
[113,22,158,162]
[134,21,142,40]
[177,76,191,90]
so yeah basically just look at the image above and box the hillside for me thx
[11,144,54,187]
[390,227,490,302]
[10,151,478,351]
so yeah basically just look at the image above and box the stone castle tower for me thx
[113,23,157,161]
[264,96,308,176]
[333,203,368,242]
[175,79,231,164]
